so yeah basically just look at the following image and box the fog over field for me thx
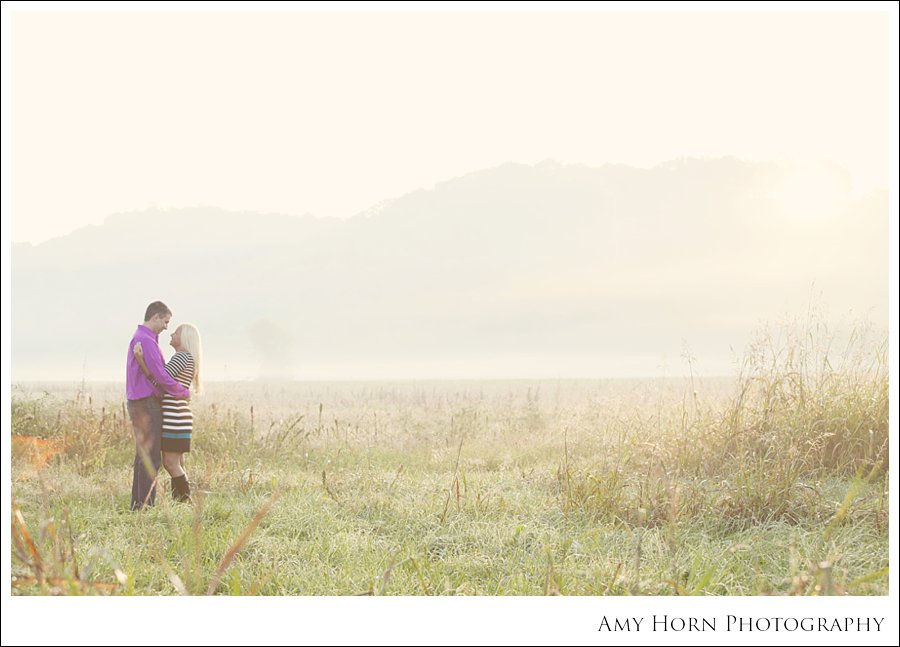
[12,158,887,382]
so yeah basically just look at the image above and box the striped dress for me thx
[160,351,195,453]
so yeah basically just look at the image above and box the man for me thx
[126,301,190,510]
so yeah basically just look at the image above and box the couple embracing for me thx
[125,301,203,511]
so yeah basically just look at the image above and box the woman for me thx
[134,322,203,503]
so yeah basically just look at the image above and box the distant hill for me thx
[11,159,888,380]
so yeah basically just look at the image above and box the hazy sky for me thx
[9,10,891,244]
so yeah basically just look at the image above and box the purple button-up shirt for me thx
[126,325,191,401]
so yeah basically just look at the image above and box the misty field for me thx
[10,326,889,595]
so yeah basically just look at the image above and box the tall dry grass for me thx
[10,320,889,595]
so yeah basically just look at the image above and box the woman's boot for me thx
[171,474,192,503]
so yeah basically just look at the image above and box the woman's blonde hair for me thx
[176,322,203,395]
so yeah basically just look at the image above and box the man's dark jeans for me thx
[127,397,162,510]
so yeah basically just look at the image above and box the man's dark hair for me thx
[144,301,172,322]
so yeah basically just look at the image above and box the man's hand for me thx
[133,341,144,358]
